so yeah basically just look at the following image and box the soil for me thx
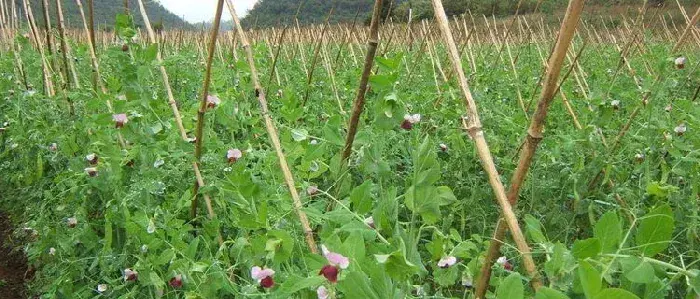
[0,212,28,299]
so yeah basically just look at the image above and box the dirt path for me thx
[0,212,28,298]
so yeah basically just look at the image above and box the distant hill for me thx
[16,0,191,30]
[241,0,398,28]
[242,0,697,29]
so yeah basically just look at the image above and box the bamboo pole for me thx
[474,1,585,296]
[191,0,225,220]
[40,0,54,56]
[672,6,700,53]
[431,0,543,293]
[21,0,54,96]
[73,0,107,95]
[225,0,318,254]
[55,0,80,89]
[301,8,333,107]
[340,0,383,164]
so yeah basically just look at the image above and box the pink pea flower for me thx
[497,256,513,271]
[307,185,319,196]
[227,149,243,163]
[437,256,457,268]
[113,114,128,128]
[674,123,687,136]
[207,95,221,109]
[169,274,183,288]
[364,216,375,229]
[86,153,98,165]
[674,57,686,69]
[85,167,98,177]
[124,268,138,282]
[319,245,349,283]
[611,100,620,110]
[439,143,448,152]
[97,284,108,293]
[401,114,421,130]
[251,266,275,289]
[317,285,329,299]
[67,217,78,228]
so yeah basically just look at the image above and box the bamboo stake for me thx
[431,0,543,293]
[133,1,225,244]
[266,25,287,88]
[474,1,585,296]
[226,0,318,254]
[74,0,107,95]
[55,0,80,89]
[40,0,54,56]
[302,8,333,107]
[191,0,225,220]
[21,0,54,96]
[671,6,700,53]
[340,0,383,165]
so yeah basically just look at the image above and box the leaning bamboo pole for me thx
[134,0,223,246]
[225,0,318,254]
[55,0,80,89]
[21,0,54,96]
[73,0,107,95]
[671,6,700,53]
[191,0,225,220]
[474,0,586,297]
[301,8,333,107]
[340,0,383,164]
[431,0,542,292]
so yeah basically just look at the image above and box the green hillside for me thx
[242,0,697,28]
[16,0,190,30]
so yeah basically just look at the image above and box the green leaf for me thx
[434,266,459,287]
[578,260,602,299]
[350,180,373,214]
[337,271,380,299]
[592,288,640,299]
[594,211,622,253]
[266,230,294,263]
[690,270,700,294]
[525,214,547,244]
[144,44,159,62]
[291,128,309,142]
[278,275,325,295]
[645,182,678,200]
[535,287,570,299]
[619,257,655,284]
[375,250,419,280]
[635,204,674,257]
[572,238,601,259]
[496,273,524,299]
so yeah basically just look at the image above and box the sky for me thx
[156,0,259,23]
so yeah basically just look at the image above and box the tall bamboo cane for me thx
[55,0,80,89]
[474,1,586,297]
[135,0,223,246]
[671,6,700,53]
[191,0,225,220]
[21,0,54,96]
[225,0,318,254]
[340,0,383,164]
[430,0,542,292]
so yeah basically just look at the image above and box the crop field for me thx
[0,0,698,298]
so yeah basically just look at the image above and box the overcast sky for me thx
[156,0,259,23]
